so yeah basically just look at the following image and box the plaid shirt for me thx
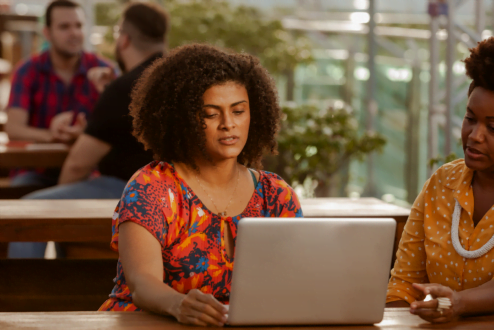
[7,50,113,129]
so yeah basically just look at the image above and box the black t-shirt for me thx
[85,53,161,181]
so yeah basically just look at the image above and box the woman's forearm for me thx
[130,273,184,316]
[458,280,494,316]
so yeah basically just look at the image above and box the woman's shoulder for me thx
[119,161,186,216]
[122,161,182,203]
[258,170,303,216]
[126,161,177,186]
[259,170,291,188]
[258,170,298,197]
[429,159,467,187]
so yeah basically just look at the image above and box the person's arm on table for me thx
[410,279,494,323]
[119,221,228,326]
[58,133,110,184]
[6,108,86,143]
[386,181,430,306]
[5,108,53,142]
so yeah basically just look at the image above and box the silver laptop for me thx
[227,217,396,326]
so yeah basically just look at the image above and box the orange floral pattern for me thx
[99,161,302,311]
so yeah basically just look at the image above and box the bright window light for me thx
[386,68,412,82]
[350,12,370,24]
[15,4,28,15]
[354,67,370,81]
[353,0,369,10]
[453,61,466,75]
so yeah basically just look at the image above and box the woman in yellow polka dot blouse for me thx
[386,38,494,323]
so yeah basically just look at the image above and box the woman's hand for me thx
[170,289,228,327]
[410,283,463,323]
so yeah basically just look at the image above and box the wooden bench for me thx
[0,199,118,311]
[0,198,410,312]
[0,259,116,312]
[0,141,69,199]
[1,308,494,329]
[0,142,69,169]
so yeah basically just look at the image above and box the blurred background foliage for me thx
[264,105,386,197]
[95,0,313,75]
[93,0,386,198]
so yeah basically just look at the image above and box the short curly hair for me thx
[465,37,494,96]
[130,44,280,169]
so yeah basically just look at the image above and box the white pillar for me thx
[366,0,377,196]
[82,0,94,52]
[428,11,440,176]
[445,0,455,155]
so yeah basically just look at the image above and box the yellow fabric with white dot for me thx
[387,159,494,303]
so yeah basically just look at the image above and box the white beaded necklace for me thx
[451,199,494,258]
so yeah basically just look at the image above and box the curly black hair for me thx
[129,43,280,169]
[465,37,494,96]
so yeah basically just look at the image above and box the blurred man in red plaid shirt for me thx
[4,0,114,187]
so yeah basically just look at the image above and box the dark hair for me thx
[45,0,80,27]
[122,3,169,47]
[130,44,280,170]
[465,37,494,96]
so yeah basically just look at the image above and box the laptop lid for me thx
[227,217,396,326]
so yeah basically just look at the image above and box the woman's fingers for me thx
[182,315,209,327]
[186,307,225,326]
[180,290,227,325]
[412,307,443,320]
[430,317,450,324]
[411,299,438,310]
[196,292,228,314]
[426,285,453,298]
[412,282,440,294]
[187,299,227,323]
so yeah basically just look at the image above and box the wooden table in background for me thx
[0,199,116,243]
[0,198,409,243]
[0,309,493,329]
[0,198,410,262]
[0,142,69,169]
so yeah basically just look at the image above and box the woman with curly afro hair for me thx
[385,38,494,323]
[98,44,303,325]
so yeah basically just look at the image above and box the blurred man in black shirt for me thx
[8,3,169,258]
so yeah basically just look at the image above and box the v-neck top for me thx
[387,159,494,304]
[99,161,303,311]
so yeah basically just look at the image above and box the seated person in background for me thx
[98,44,303,325]
[7,2,168,259]
[386,37,494,323]
[4,0,113,187]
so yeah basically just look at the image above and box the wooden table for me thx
[0,142,69,169]
[0,309,493,329]
[301,197,409,220]
[0,198,409,243]
[0,198,410,261]
[0,199,116,243]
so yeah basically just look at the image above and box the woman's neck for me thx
[176,158,239,188]
[474,168,494,191]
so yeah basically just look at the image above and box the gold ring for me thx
[439,310,443,316]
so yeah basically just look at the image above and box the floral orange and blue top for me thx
[99,161,303,311]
